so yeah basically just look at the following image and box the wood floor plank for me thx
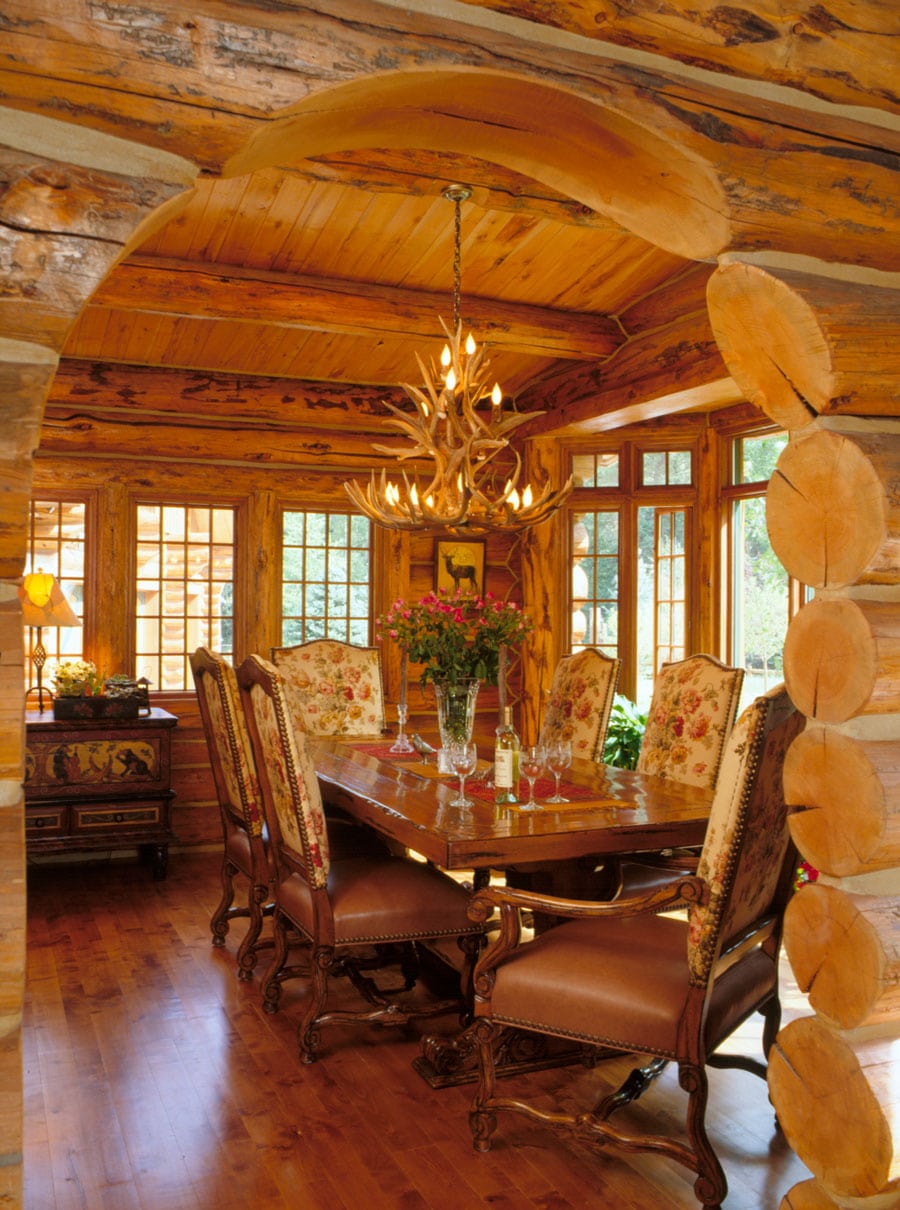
[23,851,812,1210]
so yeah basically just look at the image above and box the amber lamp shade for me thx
[19,570,82,712]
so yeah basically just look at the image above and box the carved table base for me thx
[414,1022,614,1088]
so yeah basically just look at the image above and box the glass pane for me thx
[570,510,619,657]
[643,452,666,485]
[738,430,788,484]
[669,450,692,484]
[732,495,789,708]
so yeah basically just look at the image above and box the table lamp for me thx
[20,569,82,712]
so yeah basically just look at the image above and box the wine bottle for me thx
[494,705,520,805]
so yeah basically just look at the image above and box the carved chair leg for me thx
[595,1055,669,1119]
[235,880,270,981]
[262,907,291,1014]
[210,856,238,945]
[298,947,333,1064]
[469,1017,499,1152]
[681,1061,727,1210]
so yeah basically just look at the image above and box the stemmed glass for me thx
[519,743,545,811]
[389,702,415,754]
[545,738,572,803]
[448,740,478,808]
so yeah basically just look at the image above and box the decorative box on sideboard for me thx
[24,707,178,879]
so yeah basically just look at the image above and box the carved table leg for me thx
[414,1021,608,1088]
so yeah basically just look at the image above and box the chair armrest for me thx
[468,876,709,989]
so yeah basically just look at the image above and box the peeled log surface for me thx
[780,1178,900,1209]
[768,1015,900,1200]
[783,598,900,724]
[784,725,900,876]
[767,429,900,588]
[707,263,900,431]
[783,885,900,1029]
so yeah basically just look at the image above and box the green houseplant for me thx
[602,694,648,770]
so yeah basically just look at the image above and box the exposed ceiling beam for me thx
[89,256,623,361]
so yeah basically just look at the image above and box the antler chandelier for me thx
[344,185,573,535]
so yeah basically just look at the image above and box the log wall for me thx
[708,260,900,1208]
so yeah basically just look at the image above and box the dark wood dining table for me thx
[308,735,715,1087]
[308,735,713,879]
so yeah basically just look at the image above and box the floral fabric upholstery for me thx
[540,649,621,761]
[687,685,802,984]
[636,654,744,789]
[271,640,385,736]
[243,658,330,889]
[193,647,263,837]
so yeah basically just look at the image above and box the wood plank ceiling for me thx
[62,150,690,412]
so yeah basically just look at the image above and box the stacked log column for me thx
[707,260,900,1209]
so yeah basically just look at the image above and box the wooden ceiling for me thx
[62,150,689,411]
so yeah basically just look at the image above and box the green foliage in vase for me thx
[602,694,648,770]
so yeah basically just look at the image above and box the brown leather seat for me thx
[237,653,484,1062]
[467,684,802,1210]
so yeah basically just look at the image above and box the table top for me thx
[308,736,713,872]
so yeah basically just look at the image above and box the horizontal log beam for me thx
[88,257,622,361]
[47,361,408,430]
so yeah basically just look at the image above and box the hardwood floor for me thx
[23,850,811,1209]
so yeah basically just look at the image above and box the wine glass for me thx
[519,743,545,810]
[448,740,478,808]
[545,738,572,803]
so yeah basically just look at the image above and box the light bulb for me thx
[441,344,451,368]
[491,382,502,406]
[410,483,419,506]
[465,332,476,356]
[522,484,534,508]
[445,368,457,392]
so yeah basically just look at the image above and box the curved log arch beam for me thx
[223,71,730,263]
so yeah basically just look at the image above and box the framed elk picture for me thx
[435,540,485,596]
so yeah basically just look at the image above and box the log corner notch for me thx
[706,260,900,431]
[766,428,900,590]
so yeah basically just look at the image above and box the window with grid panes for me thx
[23,499,86,686]
[135,504,235,691]
[571,510,619,657]
[725,429,795,708]
[281,511,372,645]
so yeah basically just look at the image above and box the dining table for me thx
[307,734,715,1087]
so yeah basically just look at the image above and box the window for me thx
[135,504,235,691]
[571,511,619,657]
[725,429,794,708]
[642,448,692,486]
[23,499,86,682]
[568,442,696,706]
[281,511,372,645]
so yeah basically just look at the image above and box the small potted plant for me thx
[52,660,143,720]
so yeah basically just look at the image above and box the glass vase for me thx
[433,679,481,770]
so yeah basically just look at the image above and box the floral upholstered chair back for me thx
[190,646,263,838]
[687,684,803,986]
[636,653,744,789]
[238,654,330,890]
[270,640,385,737]
[540,648,621,761]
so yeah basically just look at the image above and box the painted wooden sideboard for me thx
[24,707,177,879]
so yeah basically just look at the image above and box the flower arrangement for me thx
[378,589,532,686]
[53,659,104,698]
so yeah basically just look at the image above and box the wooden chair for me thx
[237,653,484,1062]
[636,653,744,790]
[191,647,392,981]
[620,653,745,896]
[190,646,272,980]
[270,639,385,736]
[539,647,620,761]
[467,684,803,1209]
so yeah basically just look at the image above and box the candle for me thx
[399,649,408,708]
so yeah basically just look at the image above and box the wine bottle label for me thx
[495,748,515,788]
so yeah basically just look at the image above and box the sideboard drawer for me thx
[25,806,68,838]
[71,799,167,836]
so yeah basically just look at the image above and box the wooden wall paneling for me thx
[693,420,721,657]
[235,489,281,666]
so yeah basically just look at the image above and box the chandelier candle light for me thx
[344,185,573,534]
